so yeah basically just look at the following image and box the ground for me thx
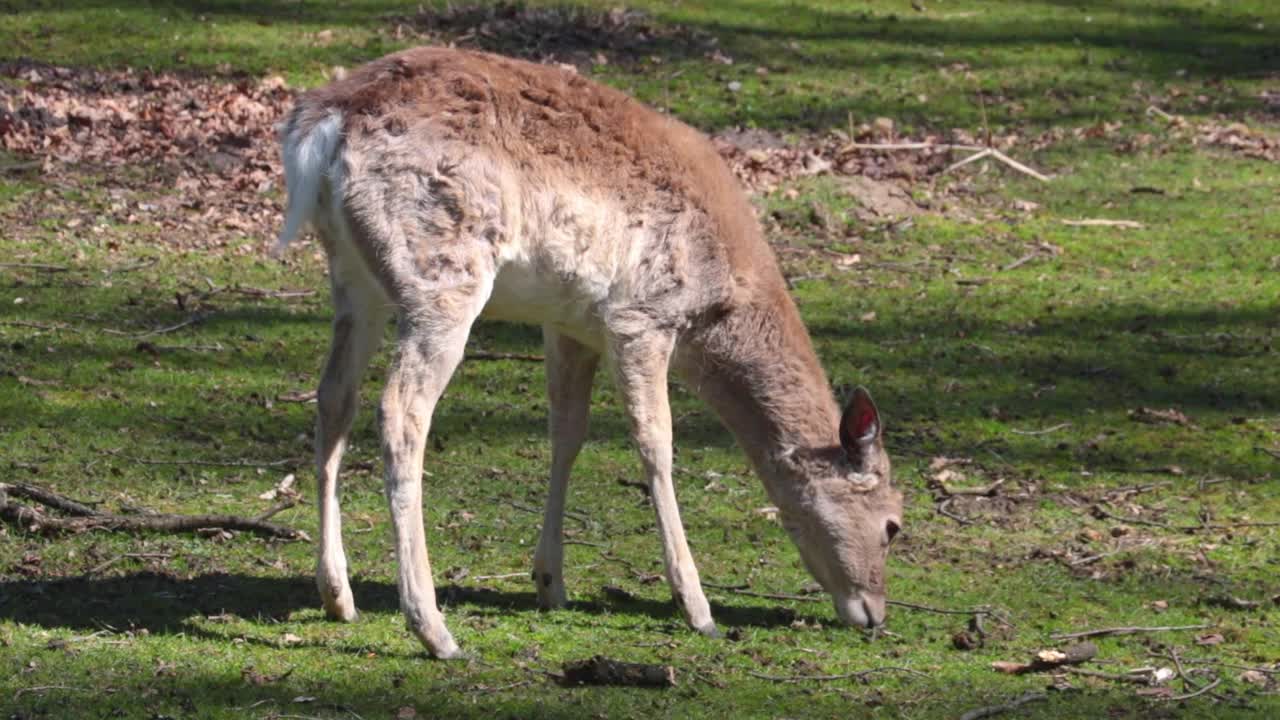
[1,1,1279,718]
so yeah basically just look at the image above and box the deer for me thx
[276,47,903,659]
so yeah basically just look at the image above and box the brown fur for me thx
[281,47,900,656]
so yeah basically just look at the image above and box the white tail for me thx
[278,47,902,659]
[274,111,342,256]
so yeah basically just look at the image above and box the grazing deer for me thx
[277,47,902,658]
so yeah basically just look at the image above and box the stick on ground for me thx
[958,691,1049,720]
[1051,623,1210,641]
[0,482,305,540]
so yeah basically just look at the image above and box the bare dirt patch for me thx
[384,2,719,71]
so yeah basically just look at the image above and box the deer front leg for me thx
[379,317,475,659]
[611,330,718,637]
[315,273,391,622]
[533,328,599,609]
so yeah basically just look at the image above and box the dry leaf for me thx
[1036,649,1067,664]
[1240,670,1268,686]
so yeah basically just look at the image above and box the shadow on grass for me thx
[2,266,1277,483]
[0,571,829,637]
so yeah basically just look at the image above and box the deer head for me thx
[773,387,903,628]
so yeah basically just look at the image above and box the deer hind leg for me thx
[315,253,392,622]
[379,283,489,658]
[610,328,718,637]
[533,327,599,609]
[336,139,505,657]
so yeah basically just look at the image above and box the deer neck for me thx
[679,284,841,479]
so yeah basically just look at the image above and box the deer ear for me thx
[839,387,882,461]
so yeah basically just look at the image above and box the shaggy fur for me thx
[278,47,902,658]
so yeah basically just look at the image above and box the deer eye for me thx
[885,520,901,544]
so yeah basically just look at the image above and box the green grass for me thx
[3,1,1280,718]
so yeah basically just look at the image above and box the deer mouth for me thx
[834,590,886,629]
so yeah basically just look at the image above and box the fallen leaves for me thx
[1,61,290,251]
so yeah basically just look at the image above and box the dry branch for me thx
[0,262,70,272]
[842,142,1051,181]
[2,482,98,516]
[1165,678,1221,701]
[0,482,304,540]
[936,477,1006,497]
[1010,423,1071,436]
[747,666,924,683]
[1064,667,1154,685]
[101,449,294,468]
[101,314,207,338]
[1060,219,1144,229]
[1092,504,1280,532]
[958,691,1048,720]
[1050,624,1210,641]
[708,586,821,602]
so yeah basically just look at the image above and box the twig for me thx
[941,148,993,175]
[710,587,821,602]
[466,351,544,362]
[989,149,1052,182]
[0,482,98,516]
[463,679,532,694]
[503,499,594,529]
[0,320,85,333]
[105,258,157,275]
[1,482,305,540]
[1001,251,1041,272]
[1051,623,1210,641]
[841,142,1050,182]
[102,314,206,338]
[936,497,973,525]
[256,496,300,522]
[936,478,1006,497]
[473,572,528,581]
[101,449,294,468]
[1093,504,1280,532]
[1010,422,1071,436]
[747,666,924,683]
[958,691,1048,720]
[1164,678,1221,701]
[1181,659,1280,675]
[1064,667,1152,685]
[843,141,985,152]
[0,263,70,272]
[2,500,305,540]
[13,685,93,700]
[887,600,1006,623]
[1168,647,1200,690]
[1255,446,1280,461]
[88,551,173,575]
[223,285,315,299]
[1060,219,1144,229]
[1104,481,1174,499]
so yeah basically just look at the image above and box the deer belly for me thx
[482,260,607,350]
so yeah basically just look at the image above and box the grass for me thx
[2,1,1279,718]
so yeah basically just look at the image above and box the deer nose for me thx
[861,592,886,628]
